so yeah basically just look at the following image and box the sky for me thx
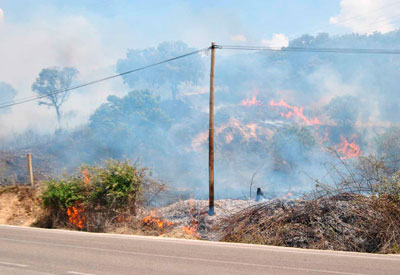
[1,0,400,135]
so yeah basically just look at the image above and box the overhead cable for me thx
[218,45,400,54]
[0,47,209,109]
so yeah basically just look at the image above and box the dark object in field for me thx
[256,188,264,201]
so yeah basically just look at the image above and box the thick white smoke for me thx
[330,0,400,34]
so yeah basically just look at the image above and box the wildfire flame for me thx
[241,95,262,107]
[143,212,173,229]
[334,136,361,159]
[182,224,199,237]
[66,205,86,229]
[181,197,201,238]
[191,118,260,150]
[269,99,321,126]
[82,170,90,185]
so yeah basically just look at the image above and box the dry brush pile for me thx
[219,156,400,254]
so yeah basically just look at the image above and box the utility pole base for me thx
[208,206,215,216]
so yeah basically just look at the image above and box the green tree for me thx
[89,90,171,158]
[32,67,78,127]
[117,41,204,100]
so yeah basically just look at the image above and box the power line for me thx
[2,44,400,110]
[0,47,209,109]
[218,45,400,54]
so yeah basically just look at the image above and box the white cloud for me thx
[261,33,289,48]
[231,34,247,42]
[330,0,400,34]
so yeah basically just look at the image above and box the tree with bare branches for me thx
[32,67,78,128]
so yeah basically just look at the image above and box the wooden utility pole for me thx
[27,153,34,187]
[209,42,216,215]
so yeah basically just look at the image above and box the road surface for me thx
[0,224,399,274]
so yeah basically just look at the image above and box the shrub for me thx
[42,177,86,213]
[40,159,166,231]
[374,170,400,203]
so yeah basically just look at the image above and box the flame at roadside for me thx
[82,169,90,185]
[66,205,86,229]
[181,197,201,238]
[143,212,173,229]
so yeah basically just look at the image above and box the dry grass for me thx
[220,194,400,253]
[0,185,42,226]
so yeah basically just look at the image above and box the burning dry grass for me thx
[104,199,256,240]
[152,199,255,240]
[219,194,400,253]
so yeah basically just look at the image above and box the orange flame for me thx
[269,99,321,126]
[241,96,262,107]
[66,205,86,229]
[117,215,130,222]
[182,224,200,238]
[143,212,173,229]
[191,118,261,150]
[82,170,90,185]
[334,136,361,159]
[181,197,201,238]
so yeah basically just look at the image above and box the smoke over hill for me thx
[1,32,400,200]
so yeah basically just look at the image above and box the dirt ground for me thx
[0,185,42,226]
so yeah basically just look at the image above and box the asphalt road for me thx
[0,225,399,275]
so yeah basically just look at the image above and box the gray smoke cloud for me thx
[2,32,400,201]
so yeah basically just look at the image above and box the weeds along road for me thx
[0,225,399,275]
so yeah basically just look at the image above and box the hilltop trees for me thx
[89,90,171,158]
[117,41,205,100]
[32,67,78,128]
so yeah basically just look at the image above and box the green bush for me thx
[84,159,146,212]
[40,159,166,230]
[42,177,86,212]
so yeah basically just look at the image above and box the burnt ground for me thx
[1,188,399,254]
[0,150,56,185]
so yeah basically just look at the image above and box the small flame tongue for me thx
[143,212,173,229]
[181,197,204,238]
[66,205,86,229]
[269,99,321,126]
[241,95,262,107]
[82,170,90,185]
[334,136,361,159]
